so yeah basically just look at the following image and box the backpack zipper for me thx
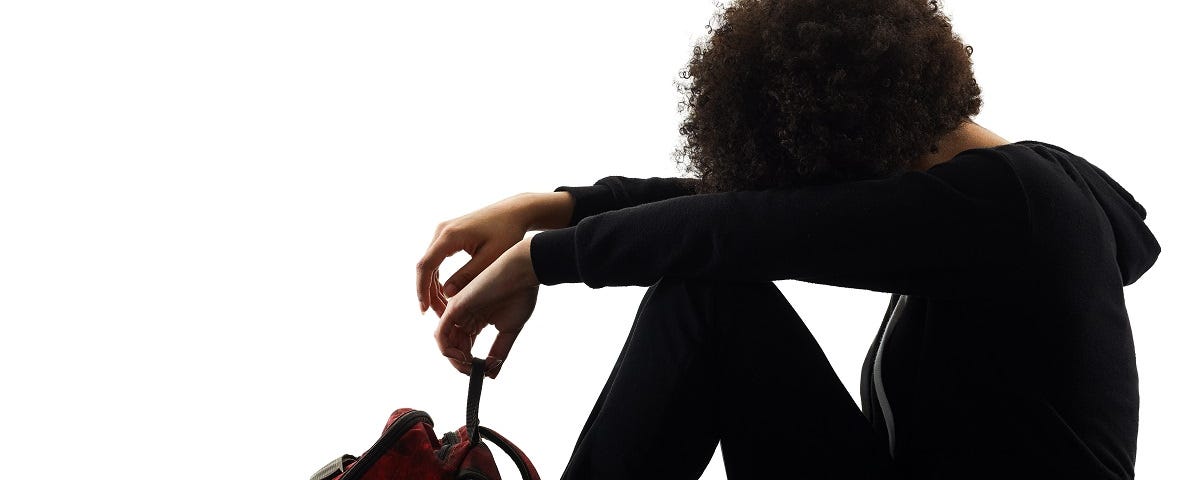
[340,409,434,480]
[873,294,908,458]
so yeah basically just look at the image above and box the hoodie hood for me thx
[1015,140,1161,286]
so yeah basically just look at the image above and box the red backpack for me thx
[311,358,540,480]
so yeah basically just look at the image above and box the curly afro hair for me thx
[672,0,982,193]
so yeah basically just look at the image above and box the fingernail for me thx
[444,348,470,365]
[444,283,458,297]
[419,301,426,314]
[486,358,504,376]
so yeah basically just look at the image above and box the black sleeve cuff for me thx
[554,184,614,227]
[530,227,583,286]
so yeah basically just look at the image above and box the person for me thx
[414,1,1161,478]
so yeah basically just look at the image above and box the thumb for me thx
[485,331,520,379]
[443,247,500,297]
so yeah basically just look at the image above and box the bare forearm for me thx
[514,192,575,231]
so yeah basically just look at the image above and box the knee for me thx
[648,276,781,304]
[634,276,805,356]
[641,276,722,314]
[628,277,721,341]
[642,276,789,323]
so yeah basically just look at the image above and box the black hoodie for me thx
[530,140,1161,479]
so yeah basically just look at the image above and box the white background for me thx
[1,1,1196,478]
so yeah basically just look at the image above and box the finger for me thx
[431,269,449,317]
[442,246,500,299]
[436,304,479,375]
[485,330,521,379]
[442,347,472,376]
[440,290,486,336]
[484,356,505,379]
[416,253,441,314]
[437,325,473,376]
[416,234,458,314]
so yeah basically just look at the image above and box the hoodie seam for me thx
[993,146,1039,260]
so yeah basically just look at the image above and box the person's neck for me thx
[911,121,1010,172]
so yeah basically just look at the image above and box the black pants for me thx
[560,276,899,480]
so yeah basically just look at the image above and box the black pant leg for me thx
[560,276,897,480]
[706,278,897,480]
[561,276,723,480]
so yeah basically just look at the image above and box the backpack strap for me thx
[479,426,541,480]
[466,357,486,445]
[465,357,540,480]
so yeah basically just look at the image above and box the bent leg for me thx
[560,276,722,479]
[560,276,896,480]
[709,278,895,479]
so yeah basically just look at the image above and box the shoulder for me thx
[935,140,1089,204]
[919,141,1086,255]
[955,140,1123,255]
[925,143,1026,200]
[985,140,1082,191]
[986,140,1104,212]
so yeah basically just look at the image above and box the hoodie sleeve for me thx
[531,149,1034,299]
[551,176,701,227]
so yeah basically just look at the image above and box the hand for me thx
[416,195,533,317]
[435,237,540,379]
[416,192,573,317]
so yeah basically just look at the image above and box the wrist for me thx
[514,192,574,232]
[511,236,540,287]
